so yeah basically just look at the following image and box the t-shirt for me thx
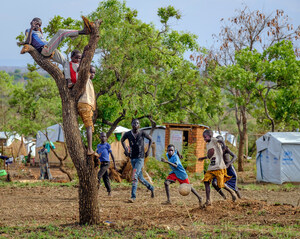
[78,78,96,110]
[166,152,188,180]
[206,137,226,171]
[25,29,47,53]
[121,130,150,159]
[96,142,112,162]
[70,62,79,83]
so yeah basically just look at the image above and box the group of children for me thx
[97,119,241,208]
[24,17,240,208]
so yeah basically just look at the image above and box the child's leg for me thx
[42,30,79,56]
[51,50,71,80]
[163,180,174,203]
[97,163,109,183]
[102,169,111,194]
[204,181,211,205]
[191,187,202,206]
[234,189,242,199]
[212,178,226,199]
[223,184,236,202]
[86,126,93,155]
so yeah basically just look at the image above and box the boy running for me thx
[200,129,235,207]
[161,144,202,206]
[121,119,154,203]
[96,132,116,196]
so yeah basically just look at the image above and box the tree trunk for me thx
[245,133,248,159]
[21,19,102,225]
[235,105,247,172]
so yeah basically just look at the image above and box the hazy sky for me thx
[1,0,299,66]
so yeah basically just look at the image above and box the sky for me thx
[0,0,299,67]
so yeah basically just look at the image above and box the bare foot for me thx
[87,150,99,157]
[235,190,242,199]
[150,188,155,198]
[198,198,203,207]
[128,198,135,203]
[202,201,211,208]
[67,79,74,89]
[232,195,237,202]
[161,201,171,205]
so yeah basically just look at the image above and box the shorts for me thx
[203,169,231,188]
[166,173,189,184]
[77,102,94,132]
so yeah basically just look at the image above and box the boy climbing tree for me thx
[18,16,103,225]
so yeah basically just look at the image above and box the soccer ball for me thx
[178,183,191,196]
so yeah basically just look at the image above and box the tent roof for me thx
[113,126,130,134]
[266,132,300,144]
[256,132,300,153]
[0,132,7,139]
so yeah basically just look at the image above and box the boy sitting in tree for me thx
[22,16,92,86]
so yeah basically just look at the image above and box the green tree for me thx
[43,1,205,137]
[9,71,62,136]
[194,7,299,171]
[0,71,18,134]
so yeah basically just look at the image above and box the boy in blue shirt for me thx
[96,132,116,196]
[161,144,202,206]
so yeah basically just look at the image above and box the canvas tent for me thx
[256,132,300,184]
[36,124,64,148]
[36,124,69,165]
[141,126,166,160]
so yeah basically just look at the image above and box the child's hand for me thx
[161,158,166,163]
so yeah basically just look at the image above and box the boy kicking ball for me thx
[200,130,236,207]
[161,144,202,207]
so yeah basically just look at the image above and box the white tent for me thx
[256,132,300,184]
[142,126,166,160]
[36,124,64,148]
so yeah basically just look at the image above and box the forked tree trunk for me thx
[21,19,102,225]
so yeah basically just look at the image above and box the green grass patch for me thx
[240,182,299,192]
[0,224,175,239]
[0,180,78,188]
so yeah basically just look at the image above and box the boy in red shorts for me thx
[161,144,202,206]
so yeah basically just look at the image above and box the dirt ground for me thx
[0,166,299,238]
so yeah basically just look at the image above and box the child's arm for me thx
[144,133,152,158]
[110,151,117,170]
[225,148,237,167]
[25,28,33,45]
[198,156,208,161]
[121,135,129,157]
[161,158,178,168]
